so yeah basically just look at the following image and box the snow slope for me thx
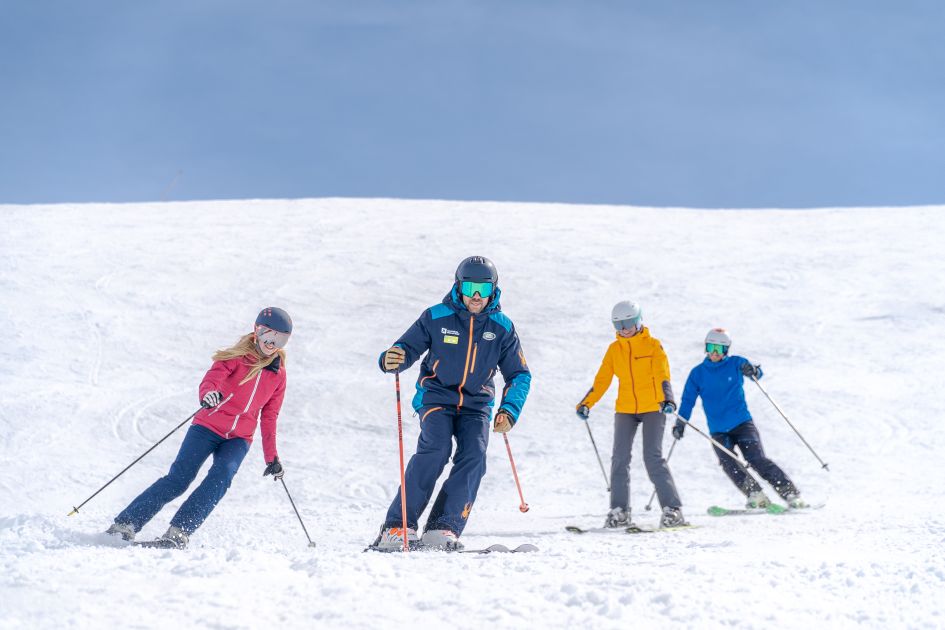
[1,200,943,629]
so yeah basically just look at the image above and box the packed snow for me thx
[1,200,943,629]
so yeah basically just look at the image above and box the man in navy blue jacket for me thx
[372,256,532,551]
[673,328,804,509]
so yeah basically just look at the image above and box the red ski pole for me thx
[503,434,530,513]
[395,372,409,552]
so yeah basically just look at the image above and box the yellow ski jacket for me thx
[578,327,674,415]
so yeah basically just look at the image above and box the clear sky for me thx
[2,1,944,207]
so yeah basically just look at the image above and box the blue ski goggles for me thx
[612,315,642,331]
[705,343,728,355]
[460,281,495,298]
[255,324,291,350]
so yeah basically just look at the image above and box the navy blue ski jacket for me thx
[677,355,763,434]
[378,287,531,422]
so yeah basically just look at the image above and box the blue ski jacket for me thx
[677,355,763,434]
[378,287,531,422]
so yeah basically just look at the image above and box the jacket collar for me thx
[613,326,652,343]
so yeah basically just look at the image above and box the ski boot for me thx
[421,529,464,551]
[105,522,135,542]
[372,525,420,551]
[745,491,771,509]
[783,492,808,509]
[604,507,632,528]
[660,506,688,528]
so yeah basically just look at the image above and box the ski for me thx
[565,525,629,534]
[459,543,539,554]
[625,524,698,534]
[132,539,183,549]
[707,502,824,516]
[567,524,697,534]
[364,542,537,554]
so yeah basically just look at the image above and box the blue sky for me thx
[2,1,944,207]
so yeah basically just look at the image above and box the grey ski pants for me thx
[610,411,681,510]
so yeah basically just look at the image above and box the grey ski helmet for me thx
[705,328,731,353]
[256,307,292,334]
[611,301,643,331]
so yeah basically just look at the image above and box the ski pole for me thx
[279,477,317,548]
[750,376,830,471]
[582,420,611,492]
[503,434,530,513]
[394,371,409,552]
[67,395,233,516]
[672,413,752,471]
[644,437,678,511]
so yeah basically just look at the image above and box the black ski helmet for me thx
[255,307,292,334]
[455,256,498,286]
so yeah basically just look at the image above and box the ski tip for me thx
[564,526,586,534]
[513,543,539,553]
[706,506,729,516]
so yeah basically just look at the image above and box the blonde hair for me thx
[213,332,287,385]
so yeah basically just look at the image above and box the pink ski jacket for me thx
[192,354,286,463]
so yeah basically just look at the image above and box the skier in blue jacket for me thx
[673,328,805,509]
[372,256,532,551]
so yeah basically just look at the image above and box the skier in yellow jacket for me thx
[576,300,686,529]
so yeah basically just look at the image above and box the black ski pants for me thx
[711,420,798,499]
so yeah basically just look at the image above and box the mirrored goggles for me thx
[460,281,495,298]
[612,315,642,331]
[256,325,291,350]
[705,342,728,355]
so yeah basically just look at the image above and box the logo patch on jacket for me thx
[441,327,460,336]
[482,332,496,341]
[444,335,459,344]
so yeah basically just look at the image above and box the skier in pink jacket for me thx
[106,307,292,548]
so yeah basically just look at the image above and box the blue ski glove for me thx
[740,362,761,379]
[263,457,284,481]
[660,401,677,415]
[672,418,687,440]
[576,405,590,420]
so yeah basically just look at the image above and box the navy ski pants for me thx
[384,406,490,536]
[711,420,798,498]
[114,424,250,535]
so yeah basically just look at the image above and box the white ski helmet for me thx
[611,300,643,332]
[705,328,732,353]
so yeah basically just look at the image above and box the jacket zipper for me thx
[226,371,263,438]
[628,342,638,412]
[470,343,478,374]
[457,316,475,408]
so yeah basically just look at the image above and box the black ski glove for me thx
[576,404,590,420]
[672,418,687,440]
[263,457,284,481]
[740,362,761,378]
[201,391,223,409]
[660,401,677,415]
